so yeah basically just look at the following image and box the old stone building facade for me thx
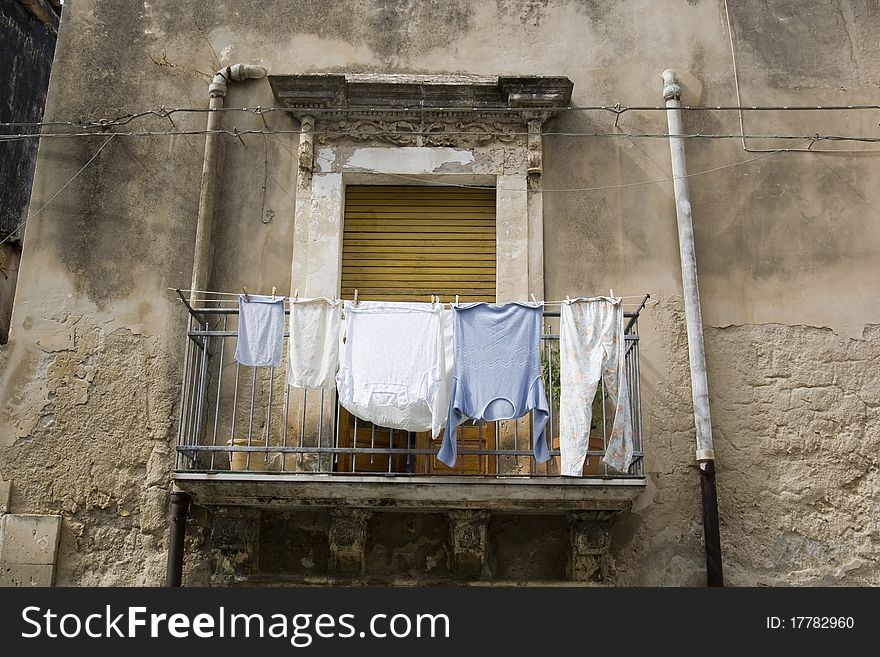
[0,0,59,345]
[1,0,878,586]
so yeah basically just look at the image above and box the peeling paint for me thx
[345,147,475,174]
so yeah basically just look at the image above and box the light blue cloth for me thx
[438,302,550,467]
[234,294,285,367]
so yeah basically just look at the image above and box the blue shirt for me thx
[438,302,550,467]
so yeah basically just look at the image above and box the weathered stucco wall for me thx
[1,0,878,585]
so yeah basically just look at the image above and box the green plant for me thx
[541,347,561,419]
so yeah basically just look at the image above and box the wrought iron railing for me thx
[175,299,646,478]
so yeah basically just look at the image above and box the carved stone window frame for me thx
[269,74,572,302]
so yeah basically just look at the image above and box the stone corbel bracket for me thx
[328,508,372,577]
[448,510,490,579]
[568,510,621,583]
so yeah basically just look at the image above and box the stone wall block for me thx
[0,563,54,586]
[0,513,62,564]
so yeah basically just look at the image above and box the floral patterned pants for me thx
[559,297,633,476]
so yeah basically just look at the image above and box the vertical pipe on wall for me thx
[189,94,224,306]
[166,490,191,587]
[660,69,724,587]
[189,64,267,305]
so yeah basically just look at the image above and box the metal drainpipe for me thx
[189,63,268,306]
[165,491,191,587]
[173,64,266,586]
[660,69,724,587]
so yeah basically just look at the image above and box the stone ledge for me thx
[268,74,573,114]
[173,473,645,512]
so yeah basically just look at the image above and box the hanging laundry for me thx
[559,297,633,475]
[439,302,550,467]
[287,297,343,389]
[336,301,449,436]
[234,294,286,367]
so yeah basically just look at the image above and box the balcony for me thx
[172,298,648,512]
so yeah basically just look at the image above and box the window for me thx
[340,185,496,302]
[337,185,497,474]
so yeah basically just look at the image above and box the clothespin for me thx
[271,286,277,301]
[353,289,358,306]
[610,288,614,299]
[431,294,436,309]
[243,287,250,302]
[565,295,571,304]
[455,294,460,305]
[293,288,299,302]
[530,293,537,304]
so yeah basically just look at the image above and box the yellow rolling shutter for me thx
[341,185,496,302]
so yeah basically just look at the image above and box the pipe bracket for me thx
[696,448,716,462]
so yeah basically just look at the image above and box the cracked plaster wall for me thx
[1,0,878,585]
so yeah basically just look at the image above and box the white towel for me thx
[234,294,286,367]
[287,298,343,389]
[336,301,450,437]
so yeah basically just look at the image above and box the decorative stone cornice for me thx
[269,74,573,146]
[316,118,520,147]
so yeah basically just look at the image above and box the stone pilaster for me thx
[297,115,315,181]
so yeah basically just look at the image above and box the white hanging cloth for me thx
[287,297,343,389]
[234,294,286,367]
[336,301,450,437]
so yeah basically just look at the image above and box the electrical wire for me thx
[173,287,650,299]
[2,102,879,129]
[305,142,803,193]
[1,128,878,143]
[722,0,880,154]
[0,105,867,245]
[169,288,653,309]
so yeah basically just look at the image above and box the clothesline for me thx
[169,287,652,306]
[230,284,637,473]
